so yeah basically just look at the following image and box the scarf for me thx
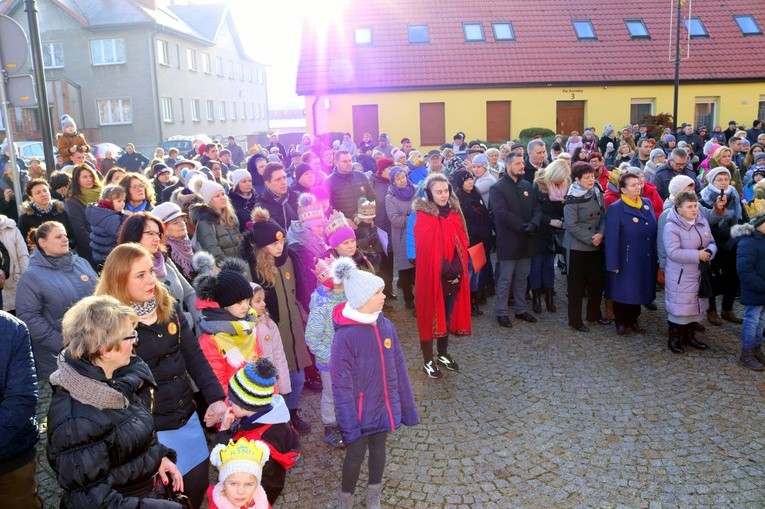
[567,181,591,199]
[77,186,102,206]
[390,182,416,201]
[132,297,158,326]
[30,200,54,215]
[210,482,268,509]
[50,355,128,410]
[547,181,568,202]
[165,236,194,278]
[125,200,149,213]
[153,251,167,279]
[205,319,259,365]
[341,303,381,324]
[620,194,643,209]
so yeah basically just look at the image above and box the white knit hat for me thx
[191,175,225,206]
[230,169,251,190]
[210,438,270,484]
[668,175,695,202]
[331,257,383,309]
[706,166,731,185]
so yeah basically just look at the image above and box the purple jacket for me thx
[330,303,418,443]
[663,207,717,317]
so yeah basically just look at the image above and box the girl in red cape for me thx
[413,173,471,379]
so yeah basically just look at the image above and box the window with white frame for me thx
[694,97,718,129]
[228,60,235,79]
[248,67,253,83]
[355,28,372,45]
[157,40,169,66]
[42,42,64,68]
[219,100,226,120]
[187,48,197,71]
[242,101,247,119]
[175,44,180,68]
[91,39,126,65]
[238,63,244,81]
[216,56,224,76]
[161,97,173,122]
[202,53,211,74]
[758,96,765,123]
[191,99,201,121]
[178,98,184,122]
[251,102,256,119]
[630,99,654,124]
[97,98,132,125]
[206,100,215,121]
[231,101,237,120]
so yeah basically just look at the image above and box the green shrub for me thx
[518,127,556,139]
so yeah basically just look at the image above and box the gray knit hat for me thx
[331,257,384,309]
[649,148,665,162]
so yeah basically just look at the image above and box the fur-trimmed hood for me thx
[21,199,64,216]
[412,194,467,233]
[732,223,755,239]
[170,186,203,208]
[188,202,220,225]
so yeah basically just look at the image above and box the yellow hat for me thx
[210,438,270,484]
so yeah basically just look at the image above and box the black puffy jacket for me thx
[135,304,225,431]
[46,355,177,508]
[323,168,374,219]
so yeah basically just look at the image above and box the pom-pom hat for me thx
[61,114,76,131]
[210,438,270,484]
[228,358,277,411]
[247,207,286,247]
[190,176,225,206]
[331,257,384,309]
[297,193,325,228]
[194,269,253,308]
[230,169,251,190]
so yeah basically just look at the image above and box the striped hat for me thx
[228,358,277,411]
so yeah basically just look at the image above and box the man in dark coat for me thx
[524,139,547,183]
[677,124,703,160]
[653,148,701,200]
[490,152,542,328]
[116,143,150,173]
[746,120,763,145]
[256,162,298,230]
[226,136,245,168]
[323,150,374,219]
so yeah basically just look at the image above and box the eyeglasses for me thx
[122,330,139,345]
[129,184,145,191]
[143,230,163,238]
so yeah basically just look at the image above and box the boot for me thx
[366,484,382,509]
[544,288,557,313]
[337,491,355,509]
[470,292,483,317]
[667,322,683,354]
[753,346,765,365]
[739,349,765,371]
[531,289,542,314]
[683,323,708,350]
[707,310,723,326]
[721,309,743,324]
[476,289,487,304]
[289,408,311,435]
[604,299,615,321]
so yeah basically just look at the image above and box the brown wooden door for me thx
[486,101,511,143]
[419,102,445,146]
[353,104,379,144]
[556,101,585,135]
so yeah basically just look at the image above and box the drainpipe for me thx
[150,31,163,146]
[311,95,319,137]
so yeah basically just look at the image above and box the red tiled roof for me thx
[296,0,765,95]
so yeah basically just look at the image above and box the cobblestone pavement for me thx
[36,275,765,508]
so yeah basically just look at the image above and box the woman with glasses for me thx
[46,295,186,508]
[16,221,97,382]
[120,173,155,213]
[96,243,226,509]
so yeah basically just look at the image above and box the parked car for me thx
[13,141,59,166]
[161,134,211,157]
[91,142,123,165]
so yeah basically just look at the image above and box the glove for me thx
[224,347,246,368]
[522,223,537,238]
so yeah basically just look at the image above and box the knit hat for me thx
[452,169,473,190]
[194,268,253,308]
[230,169,251,190]
[604,124,615,136]
[297,193,324,228]
[389,166,408,185]
[247,208,286,247]
[191,176,225,206]
[376,158,394,176]
[325,210,355,249]
[357,197,376,220]
[705,166,730,184]
[228,358,277,411]
[668,175,695,202]
[472,154,489,168]
[752,167,765,180]
[267,154,281,163]
[755,153,765,164]
[331,257,384,309]
[649,148,665,162]
[664,134,676,143]
[152,202,186,223]
[60,114,76,131]
[153,163,171,176]
[584,129,592,137]
[454,131,465,140]
[294,162,312,182]
[210,438,270,485]
[182,168,205,185]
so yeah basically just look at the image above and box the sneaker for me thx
[324,425,346,449]
[435,353,459,371]
[422,360,443,379]
[303,376,322,392]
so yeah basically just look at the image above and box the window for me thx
[202,53,211,73]
[630,99,654,124]
[492,22,515,41]
[238,63,245,81]
[625,19,650,38]
[187,48,197,71]
[96,98,132,125]
[259,103,266,119]
[684,18,708,37]
[206,100,215,121]
[157,40,169,65]
[219,100,226,120]
[734,15,762,35]
[91,39,125,65]
[231,101,237,120]
[408,25,429,43]
[228,60,235,78]
[758,97,765,123]
[191,99,201,121]
[242,101,247,119]
[572,20,597,40]
[248,67,253,83]
[161,97,173,122]
[419,102,445,146]
[42,42,64,68]
[216,56,224,76]
[178,98,184,122]
[355,28,372,45]
[694,98,718,129]
[251,102,256,120]
[463,23,485,42]
[175,44,180,68]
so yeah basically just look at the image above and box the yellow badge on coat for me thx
[632,217,639,223]
[168,322,177,335]
[384,338,392,349]
[285,271,291,280]
[523,191,529,196]
[80,274,90,282]
[275,231,284,241]
[264,335,271,342]
[644,205,649,210]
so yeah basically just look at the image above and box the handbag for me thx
[548,229,565,254]
[149,476,193,509]
[441,255,462,297]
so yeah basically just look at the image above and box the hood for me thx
[22,199,64,216]
[731,223,755,239]
[85,203,119,227]
[170,186,203,208]
[189,202,219,224]
[29,248,75,271]
[412,193,462,216]
[0,214,16,229]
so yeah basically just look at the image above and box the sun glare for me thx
[300,0,348,31]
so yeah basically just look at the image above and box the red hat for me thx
[376,158,394,176]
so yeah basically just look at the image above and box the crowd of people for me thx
[1,115,765,508]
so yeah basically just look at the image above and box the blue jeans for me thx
[495,258,531,316]
[284,369,305,410]
[741,305,765,350]
[530,253,556,290]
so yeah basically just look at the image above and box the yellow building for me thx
[297,0,765,149]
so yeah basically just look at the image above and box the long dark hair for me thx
[117,212,166,253]
[68,164,102,198]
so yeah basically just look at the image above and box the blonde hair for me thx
[485,147,500,157]
[63,295,137,361]
[215,201,238,230]
[254,246,278,287]
[535,159,571,188]
[101,184,126,202]
[95,243,175,323]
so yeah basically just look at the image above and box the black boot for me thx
[544,288,556,313]
[289,408,311,435]
[470,293,483,316]
[476,289,487,305]
[682,322,708,350]
[667,322,683,354]
[531,290,542,314]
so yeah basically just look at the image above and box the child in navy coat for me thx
[85,185,127,266]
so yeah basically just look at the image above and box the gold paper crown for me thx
[357,198,376,219]
[324,209,351,237]
[744,198,765,220]
[313,255,336,283]
[217,438,269,469]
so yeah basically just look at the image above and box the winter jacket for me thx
[190,203,242,261]
[733,224,765,306]
[652,164,701,200]
[531,181,565,255]
[86,203,124,263]
[698,184,743,249]
[386,188,416,271]
[229,189,258,233]
[0,215,29,311]
[370,174,391,233]
[256,190,297,231]
[135,304,225,431]
[65,196,95,264]
[331,303,419,444]
[305,286,346,370]
[604,198,658,305]
[16,249,97,380]
[161,256,200,329]
[323,168,374,219]
[116,151,150,173]
[490,174,542,260]
[563,184,606,253]
[455,188,493,248]
[18,200,76,251]
[47,354,175,509]
[56,131,90,164]
[657,198,721,269]
[286,220,330,310]
[255,312,292,396]
[0,313,38,476]
[354,221,384,269]
[473,172,497,208]
[663,207,717,318]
